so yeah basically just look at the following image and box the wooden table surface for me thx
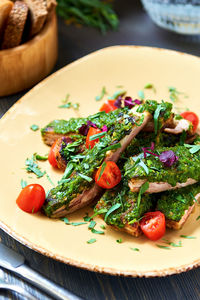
[1,1,200,299]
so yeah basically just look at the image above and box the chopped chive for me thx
[130,247,139,251]
[100,143,121,153]
[138,90,144,100]
[104,203,121,222]
[87,238,96,244]
[71,222,87,226]
[61,217,70,225]
[154,104,164,134]
[184,144,200,154]
[88,220,96,229]
[58,103,72,108]
[108,90,126,100]
[78,173,93,182]
[196,216,200,221]
[30,124,39,131]
[156,244,171,250]
[97,161,107,181]
[137,182,149,208]
[90,208,108,219]
[116,238,122,243]
[95,86,107,101]
[91,228,104,234]
[83,213,91,222]
[46,174,55,186]
[20,179,27,189]
[100,225,106,229]
[180,235,196,239]
[144,83,156,93]
[89,131,105,141]
[73,103,80,110]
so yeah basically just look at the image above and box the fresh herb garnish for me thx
[138,90,144,100]
[30,124,39,131]
[58,103,72,108]
[130,247,139,251]
[83,213,91,222]
[137,182,149,207]
[184,144,200,154]
[196,216,200,221]
[144,83,156,93]
[61,217,70,225]
[88,220,96,229]
[95,86,107,101]
[46,174,55,186]
[91,228,104,234]
[90,208,108,219]
[100,225,106,229]
[89,131,105,141]
[20,179,27,189]
[168,86,187,102]
[59,94,79,110]
[71,222,87,226]
[156,244,171,250]
[180,235,196,239]
[87,238,96,244]
[100,143,121,153]
[154,104,164,134]
[62,163,74,179]
[78,173,93,182]
[108,90,126,100]
[25,157,46,178]
[116,238,122,243]
[104,203,121,222]
[97,161,106,181]
[34,153,48,161]
[162,239,182,247]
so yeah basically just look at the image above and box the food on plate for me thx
[2,1,28,49]
[16,183,45,213]
[43,105,152,218]
[0,0,56,49]
[0,0,13,41]
[17,91,200,241]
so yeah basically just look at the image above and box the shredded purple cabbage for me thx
[159,150,178,167]
[87,120,97,128]
[134,99,142,105]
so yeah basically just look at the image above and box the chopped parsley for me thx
[61,218,87,226]
[58,94,79,110]
[100,225,106,229]
[91,228,104,234]
[25,156,46,178]
[89,131,105,141]
[184,144,200,154]
[95,86,107,101]
[108,90,126,100]
[34,153,48,161]
[46,174,55,186]
[156,244,171,250]
[78,173,93,182]
[196,216,200,221]
[104,203,121,222]
[88,220,96,229]
[30,124,39,131]
[144,83,156,93]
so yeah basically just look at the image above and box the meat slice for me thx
[43,110,152,218]
[128,178,197,193]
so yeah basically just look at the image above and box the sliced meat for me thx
[164,118,192,135]
[166,203,196,230]
[43,110,152,218]
[129,178,197,193]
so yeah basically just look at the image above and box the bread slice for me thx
[0,0,13,42]
[23,0,47,37]
[2,1,28,49]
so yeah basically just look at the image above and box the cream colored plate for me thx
[1,46,200,277]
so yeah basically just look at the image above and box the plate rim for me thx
[1,45,200,277]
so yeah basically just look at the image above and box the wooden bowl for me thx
[0,13,58,97]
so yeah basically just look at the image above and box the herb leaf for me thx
[78,173,93,182]
[95,86,107,101]
[137,182,149,207]
[130,247,139,251]
[154,104,164,134]
[180,235,196,239]
[97,161,106,181]
[156,244,171,250]
[138,90,144,100]
[91,228,104,234]
[30,124,39,131]
[89,131,105,141]
[20,179,27,189]
[184,144,200,154]
[25,157,46,178]
[104,203,121,222]
[87,238,96,244]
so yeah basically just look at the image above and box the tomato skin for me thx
[100,100,117,113]
[16,184,46,213]
[86,127,103,149]
[48,140,58,168]
[180,111,199,132]
[140,211,166,241]
[95,161,121,189]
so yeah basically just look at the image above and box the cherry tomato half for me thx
[140,211,166,241]
[95,161,121,189]
[48,140,58,168]
[16,184,46,213]
[180,111,199,133]
[100,100,117,113]
[86,127,103,149]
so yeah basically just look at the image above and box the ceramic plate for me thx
[1,46,200,277]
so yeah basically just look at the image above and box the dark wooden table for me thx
[1,1,200,299]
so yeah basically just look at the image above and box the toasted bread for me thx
[0,0,13,42]
[2,1,28,49]
[23,0,47,37]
